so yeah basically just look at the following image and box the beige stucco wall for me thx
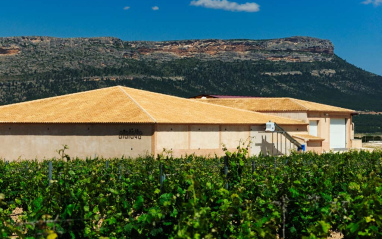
[246,110,355,153]
[250,124,309,156]
[156,125,189,151]
[307,112,353,151]
[155,124,251,158]
[281,125,308,134]
[1,122,312,160]
[263,112,308,122]
[259,111,354,152]
[346,116,352,149]
[307,141,323,154]
[221,125,251,148]
[351,139,362,148]
[190,125,220,149]
[0,123,154,160]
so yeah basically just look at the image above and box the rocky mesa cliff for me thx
[129,36,334,62]
[0,36,334,76]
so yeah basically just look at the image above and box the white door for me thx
[309,121,318,137]
[330,118,346,149]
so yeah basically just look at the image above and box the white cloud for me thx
[362,0,382,6]
[152,6,159,11]
[190,0,260,12]
[123,6,130,10]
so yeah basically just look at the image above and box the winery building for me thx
[192,96,361,153]
[0,86,310,160]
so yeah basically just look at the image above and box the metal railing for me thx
[274,123,303,150]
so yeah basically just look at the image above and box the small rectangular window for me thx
[309,120,318,137]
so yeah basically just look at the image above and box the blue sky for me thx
[0,0,381,75]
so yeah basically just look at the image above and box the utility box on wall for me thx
[265,121,275,132]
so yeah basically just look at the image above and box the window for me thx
[309,120,318,137]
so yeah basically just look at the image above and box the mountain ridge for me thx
[0,36,334,76]
[0,36,380,114]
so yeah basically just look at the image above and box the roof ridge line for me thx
[190,98,306,124]
[118,86,157,123]
[0,87,113,109]
[119,87,304,124]
[292,97,355,112]
[288,98,309,111]
[191,98,270,115]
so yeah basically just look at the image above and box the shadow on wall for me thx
[0,124,155,136]
[257,135,286,156]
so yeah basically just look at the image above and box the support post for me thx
[49,161,53,186]
[272,132,274,156]
[160,163,164,193]
[282,196,287,239]
[224,156,228,190]
[276,132,278,155]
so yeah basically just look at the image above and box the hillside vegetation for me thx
[353,114,382,134]
[0,36,382,131]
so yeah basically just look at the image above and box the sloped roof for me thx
[293,134,325,142]
[192,94,258,99]
[290,98,355,113]
[0,86,305,125]
[195,97,355,113]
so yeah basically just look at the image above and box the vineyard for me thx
[0,149,382,238]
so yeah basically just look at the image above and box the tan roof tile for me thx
[0,87,154,123]
[0,86,305,125]
[292,134,325,141]
[121,87,304,124]
[197,97,355,113]
[289,98,355,113]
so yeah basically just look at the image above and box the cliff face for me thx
[131,37,334,62]
[0,36,126,76]
[0,47,20,55]
[0,36,333,76]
